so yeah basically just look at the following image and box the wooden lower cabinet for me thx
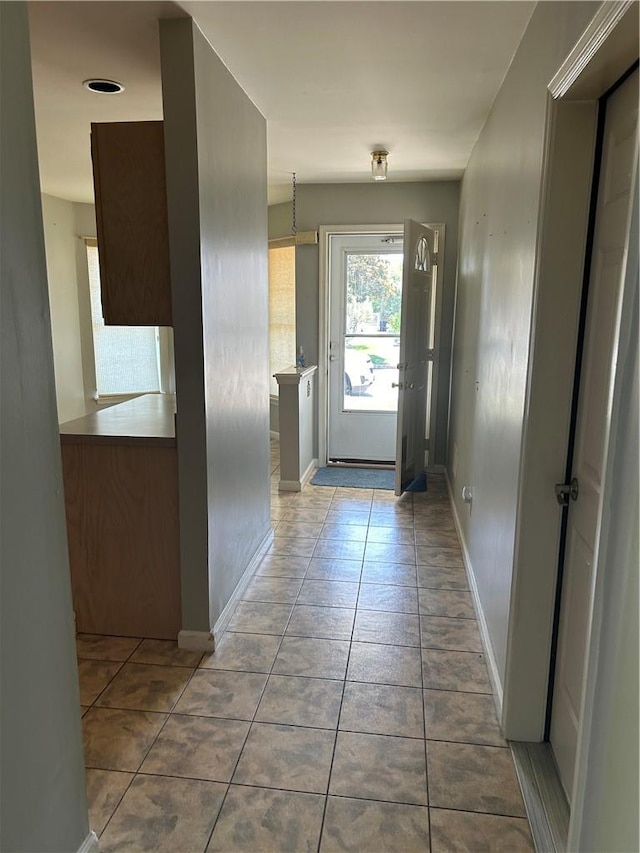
[62,440,181,639]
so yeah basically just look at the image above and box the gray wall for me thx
[447,1,598,689]
[268,201,293,241]
[274,182,460,465]
[0,4,89,850]
[160,18,270,632]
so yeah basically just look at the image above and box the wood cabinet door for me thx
[91,121,172,326]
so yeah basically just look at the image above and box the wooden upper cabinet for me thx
[91,121,172,326]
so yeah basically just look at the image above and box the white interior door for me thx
[395,220,437,495]
[328,233,403,462]
[550,69,638,799]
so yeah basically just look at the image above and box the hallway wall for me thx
[0,4,89,849]
[160,18,271,635]
[447,0,599,693]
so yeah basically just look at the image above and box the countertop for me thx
[60,394,176,446]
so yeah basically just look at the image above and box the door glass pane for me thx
[343,251,402,412]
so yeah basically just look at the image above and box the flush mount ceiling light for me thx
[371,150,389,181]
[83,79,125,94]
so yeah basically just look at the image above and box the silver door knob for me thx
[555,477,579,506]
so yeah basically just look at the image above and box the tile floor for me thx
[78,441,534,852]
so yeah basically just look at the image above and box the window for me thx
[268,242,296,396]
[86,241,163,397]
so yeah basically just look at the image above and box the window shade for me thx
[268,245,296,396]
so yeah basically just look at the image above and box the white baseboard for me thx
[445,471,504,717]
[301,458,318,488]
[212,527,275,646]
[278,479,303,492]
[78,831,100,853]
[270,430,280,440]
[178,630,215,652]
[278,458,318,492]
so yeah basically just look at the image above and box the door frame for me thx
[318,222,445,468]
[501,1,638,847]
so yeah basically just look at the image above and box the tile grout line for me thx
[314,537,363,853]
[203,538,312,849]
[86,477,516,849]
[414,501,435,853]
[93,644,200,842]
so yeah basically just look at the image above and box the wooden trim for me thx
[549,1,636,100]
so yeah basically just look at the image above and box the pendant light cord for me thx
[291,172,297,236]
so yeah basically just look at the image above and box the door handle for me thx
[329,355,337,361]
[392,382,414,390]
[555,477,579,506]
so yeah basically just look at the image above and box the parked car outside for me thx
[344,350,375,395]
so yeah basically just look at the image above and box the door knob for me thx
[555,477,579,506]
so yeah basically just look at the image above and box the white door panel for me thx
[550,69,638,799]
[328,233,402,462]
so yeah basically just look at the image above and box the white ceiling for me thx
[28,1,535,206]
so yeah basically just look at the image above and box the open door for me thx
[395,220,437,495]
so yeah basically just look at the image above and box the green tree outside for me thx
[346,253,402,334]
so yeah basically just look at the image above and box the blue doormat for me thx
[311,467,395,489]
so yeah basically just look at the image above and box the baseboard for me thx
[178,630,214,652]
[212,527,275,646]
[278,479,303,492]
[301,458,318,488]
[270,430,280,440]
[445,471,504,717]
[278,459,318,492]
[78,831,100,853]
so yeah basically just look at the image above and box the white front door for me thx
[327,233,403,462]
[395,220,437,494]
[550,69,638,799]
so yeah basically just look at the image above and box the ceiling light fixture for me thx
[371,150,389,181]
[83,79,125,95]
